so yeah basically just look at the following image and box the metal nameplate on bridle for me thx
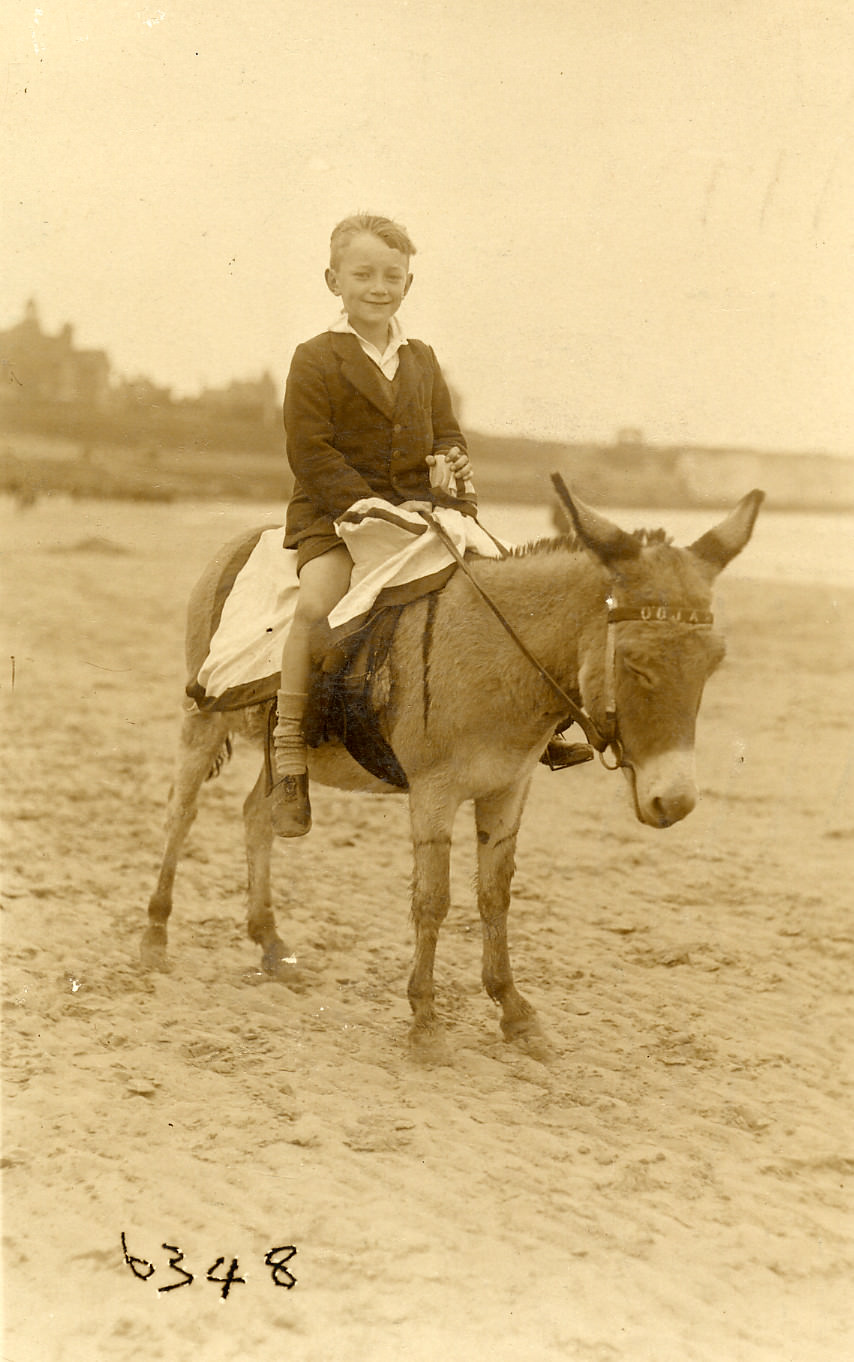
[607,605,714,626]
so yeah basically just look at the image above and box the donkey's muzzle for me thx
[646,786,697,828]
[630,750,698,828]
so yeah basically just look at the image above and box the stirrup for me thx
[540,737,595,771]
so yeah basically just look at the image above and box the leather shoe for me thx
[270,773,312,837]
[540,737,595,770]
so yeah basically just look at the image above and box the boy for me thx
[271,214,474,836]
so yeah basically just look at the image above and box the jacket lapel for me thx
[392,342,423,420]
[331,332,396,420]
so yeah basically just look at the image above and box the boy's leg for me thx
[271,545,352,837]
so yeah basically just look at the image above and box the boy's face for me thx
[325,232,412,341]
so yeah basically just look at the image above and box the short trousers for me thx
[286,529,349,576]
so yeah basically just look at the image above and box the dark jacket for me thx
[283,329,471,546]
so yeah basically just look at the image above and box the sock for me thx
[273,690,308,778]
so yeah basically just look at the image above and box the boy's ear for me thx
[325,267,340,295]
[403,273,413,297]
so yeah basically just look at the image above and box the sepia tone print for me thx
[2,4,852,1361]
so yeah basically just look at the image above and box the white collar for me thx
[329,311,408,364]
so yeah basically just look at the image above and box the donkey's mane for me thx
[511,526,673,559]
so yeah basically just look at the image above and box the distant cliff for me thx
[468,432,854,512]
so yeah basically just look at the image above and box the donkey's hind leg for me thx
[475,778,550,1061]
[141,706,229,971]
[243,763,295,977]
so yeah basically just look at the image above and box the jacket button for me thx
[393,423,402,434]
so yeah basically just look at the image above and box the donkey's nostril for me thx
[651,796,673,827]
[651,789,695,826]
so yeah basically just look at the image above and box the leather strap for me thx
[418,509,609,751]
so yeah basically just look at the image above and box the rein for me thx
[421,508,716,771]
[420,509,609,753]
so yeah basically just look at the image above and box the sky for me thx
[3,0,853,454]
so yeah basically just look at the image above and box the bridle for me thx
[419,506,715,772]
[599,600,715,769]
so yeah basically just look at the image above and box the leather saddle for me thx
[303,605,409,789]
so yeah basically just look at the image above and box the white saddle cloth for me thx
[193,500,502,709]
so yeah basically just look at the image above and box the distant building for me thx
[0,300,110,407]
[113,375,173,409]
[615,427,645,447]
[1,299,281,432]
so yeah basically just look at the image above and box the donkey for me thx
[142,485,763,1058]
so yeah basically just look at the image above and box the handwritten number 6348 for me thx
[121,1234,297,1294]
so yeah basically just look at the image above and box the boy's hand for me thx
[427,446,474,492]
[445,445,474,483]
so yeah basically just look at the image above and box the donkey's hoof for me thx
[261,938,298,977]
[501,1018,553,1064]
[140,926,170,973]
[515,1031,554,1065]
[408,1023,453,1067]
[254,941,320,992]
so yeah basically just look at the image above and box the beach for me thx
[2,494,852,1362]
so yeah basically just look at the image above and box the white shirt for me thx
[329,312,408,381]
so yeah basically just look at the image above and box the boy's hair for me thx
[329,214,417,267]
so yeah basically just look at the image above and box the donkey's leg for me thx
[407,778,457,1059]
[243,763,294,977]
[475,779,550,1060]
[141,707,228,971]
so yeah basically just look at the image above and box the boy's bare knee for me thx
[296,547,352,619]
[294,594,330,625]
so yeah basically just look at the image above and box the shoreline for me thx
[3,492,854,591]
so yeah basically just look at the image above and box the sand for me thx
[2,496,852,1362]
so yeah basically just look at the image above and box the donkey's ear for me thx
[551,474,640,563]
[688,489,765,574]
